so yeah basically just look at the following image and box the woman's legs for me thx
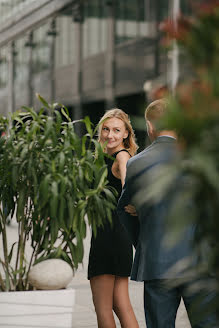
[90,274,116,328]
[90,274,139,328]
[113,276,139,328]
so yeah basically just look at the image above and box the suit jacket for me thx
[117,136,197,281]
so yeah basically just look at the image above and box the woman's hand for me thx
[124,204,137,216]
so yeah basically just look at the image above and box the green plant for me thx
[0,94,116,291]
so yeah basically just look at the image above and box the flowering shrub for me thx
[151,0,219,321]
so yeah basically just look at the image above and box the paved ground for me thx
[0,221,191,328]
[69,226,191,328]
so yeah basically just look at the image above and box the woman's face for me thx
[100,117,128,154]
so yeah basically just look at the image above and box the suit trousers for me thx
[143,278,218,328]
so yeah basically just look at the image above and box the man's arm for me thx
[117,172,140,248]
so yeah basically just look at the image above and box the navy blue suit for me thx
[117,136,217,328]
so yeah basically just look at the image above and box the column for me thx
[154,0,161,77]
[171,0,180,92]
[47,18,57,104]
[104,0,116,110]
[25,31,35,108]
[72,1,83,131]
[8,41,16,116]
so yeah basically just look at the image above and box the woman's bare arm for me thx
[116,151,131,187]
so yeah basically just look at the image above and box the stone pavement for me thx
[0,221,191,328]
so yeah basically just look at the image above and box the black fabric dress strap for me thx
[112,149,131,158]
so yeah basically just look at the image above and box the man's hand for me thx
[124,204,137,216]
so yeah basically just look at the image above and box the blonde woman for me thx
[88,109,139,328]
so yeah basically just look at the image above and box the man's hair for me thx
[145,98,168,122]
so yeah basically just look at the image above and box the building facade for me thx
[0,0,194,148]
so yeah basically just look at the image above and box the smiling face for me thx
[100,117,128,154]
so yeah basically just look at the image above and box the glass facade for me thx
[0,0,204,117]
[0,0,173,96]
[0,0,197,76]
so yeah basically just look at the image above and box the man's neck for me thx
[157,130,177,139]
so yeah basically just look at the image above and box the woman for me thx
[88,109,139,328]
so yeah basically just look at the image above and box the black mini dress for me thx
[88,149,133,279]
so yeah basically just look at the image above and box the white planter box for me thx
[0,289,75,328]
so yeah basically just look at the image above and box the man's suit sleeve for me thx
[117,165,139,248]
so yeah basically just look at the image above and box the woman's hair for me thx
[97,108,138,156]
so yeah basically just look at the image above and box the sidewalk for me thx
[68,227,191,328]
[0,221,191,328]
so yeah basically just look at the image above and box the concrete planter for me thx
[0,288,75,328]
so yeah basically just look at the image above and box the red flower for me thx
[150,85,169,101]
[195,0,219,16]
[160,15,192,42]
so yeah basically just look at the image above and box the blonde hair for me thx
[98,108,138,156]
[145,98,169,130]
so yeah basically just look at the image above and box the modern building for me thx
[0,0,195,148]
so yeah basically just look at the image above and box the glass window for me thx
[115,0,136,44]
[87,0,103,18]
[14,37,28,83]
[138,0,146,22]
[159,2,170,20]
[0,47,8,88]
[83,0,107,58]
[181,0,193,15]
[33,23,50,74]
[125,0,139,21]
[116,0,152,44]
[55,14,76,68]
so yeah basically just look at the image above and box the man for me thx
[117,99,216,328]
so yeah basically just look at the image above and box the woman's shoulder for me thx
[113,149,131,158]
[114,149,131,162]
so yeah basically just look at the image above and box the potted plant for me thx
[0,94,116,291]
[0,94,116,326]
